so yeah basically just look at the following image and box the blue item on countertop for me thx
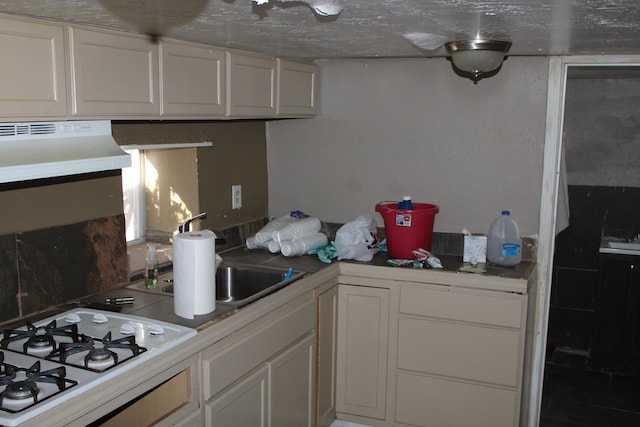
[397,196,414,210]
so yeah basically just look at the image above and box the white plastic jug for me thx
[487,210,522,266]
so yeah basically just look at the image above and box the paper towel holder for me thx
[179,212,207,233]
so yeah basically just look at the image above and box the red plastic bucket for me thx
[375,202,439,259]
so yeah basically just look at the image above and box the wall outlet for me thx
[232,184,242,209]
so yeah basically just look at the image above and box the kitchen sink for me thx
[599,238,640,256]
[128,263,306,307]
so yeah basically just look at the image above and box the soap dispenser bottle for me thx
[144,243,159,288]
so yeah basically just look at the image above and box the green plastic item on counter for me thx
[309,242,339,263]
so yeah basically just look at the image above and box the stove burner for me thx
[1,320,81,355]
[0,361,77,412]
[3,382,38,401]
[87,347,113,362]
[48,332,145,371]
[27,335,54,350]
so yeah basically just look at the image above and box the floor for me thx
[540,363,640,426]
[330,421,372,427]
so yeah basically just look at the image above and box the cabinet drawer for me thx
[397,317,522,387]
[395,372,518,427]
[202,298,315,400]
[399,284,524,328]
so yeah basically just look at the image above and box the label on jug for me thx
[396,214,412,227]
[501,243,521,257]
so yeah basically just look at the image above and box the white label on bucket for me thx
[395,213,412,227]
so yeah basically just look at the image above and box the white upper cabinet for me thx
[68,26,160,118]
[276,59,316,117]
[160,39,226,117]
[0,17,67,120]
[0,14,316,121]
[226,51,277,117]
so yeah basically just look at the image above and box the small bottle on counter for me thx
[398,196,414,210]
[144,243,159,288]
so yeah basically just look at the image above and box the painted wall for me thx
[564,77,640,187]
[113,121,268,233]
[267,57,548,237]
[0,173,124,235]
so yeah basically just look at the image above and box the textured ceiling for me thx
[1,0,640,60]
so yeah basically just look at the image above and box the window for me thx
[122,149,145,244]
[121,141,212,244]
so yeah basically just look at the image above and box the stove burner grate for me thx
[47,332,147,372]
[0,356,78,414]
[0,320,81,355]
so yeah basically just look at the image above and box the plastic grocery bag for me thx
[335,214,380,262]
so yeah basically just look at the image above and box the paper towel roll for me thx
[173,230,217,319]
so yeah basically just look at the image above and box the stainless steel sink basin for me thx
[128,263,306,307]
[212,263,305,306]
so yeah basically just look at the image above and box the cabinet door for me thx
[269,335,315,427]
[317,285,338,427]
[336,285,389,420]
[161,40,225,117]
[205,365,269,427]
[68,26,160,117]
[226,51,276,117]
[594,254,640,368]
[276,59,316,117]
[0,17,67,119]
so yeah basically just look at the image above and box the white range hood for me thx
[0,120,130,183]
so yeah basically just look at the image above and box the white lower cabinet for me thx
[335,275,527,427]
[269,335,315,427]
[317,285,339,427]
[201,293,315,427]
[335,285,390,420]
[206,365,269,427]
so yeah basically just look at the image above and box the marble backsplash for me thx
[0,214,537,326]
[0,215,128,325]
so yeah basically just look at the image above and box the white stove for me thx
[0,308,197,426]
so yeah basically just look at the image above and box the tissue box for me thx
[463,235,487,264]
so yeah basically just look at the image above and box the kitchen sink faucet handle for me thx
[178,212,207,233]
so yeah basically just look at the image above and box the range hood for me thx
[0,120,130,183]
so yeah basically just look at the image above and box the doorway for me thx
[535,60,640,426]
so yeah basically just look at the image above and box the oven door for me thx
[72,355,200,427]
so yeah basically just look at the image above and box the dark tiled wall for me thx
[548,185,640,364]
[0,215,128,324]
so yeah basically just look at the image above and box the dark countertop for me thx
[69,247,535,330]
[5,247,533,331]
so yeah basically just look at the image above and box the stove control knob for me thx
[120,322,136,335]
[92,313,109,324]
[149,324,165,335]
[65,313,82,323]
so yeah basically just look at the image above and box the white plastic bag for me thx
[335,214,379,262]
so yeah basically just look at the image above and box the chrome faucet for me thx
[178,212,207,233]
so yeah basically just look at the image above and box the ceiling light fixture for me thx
[252,0,344,16]
[444,39,512,81]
